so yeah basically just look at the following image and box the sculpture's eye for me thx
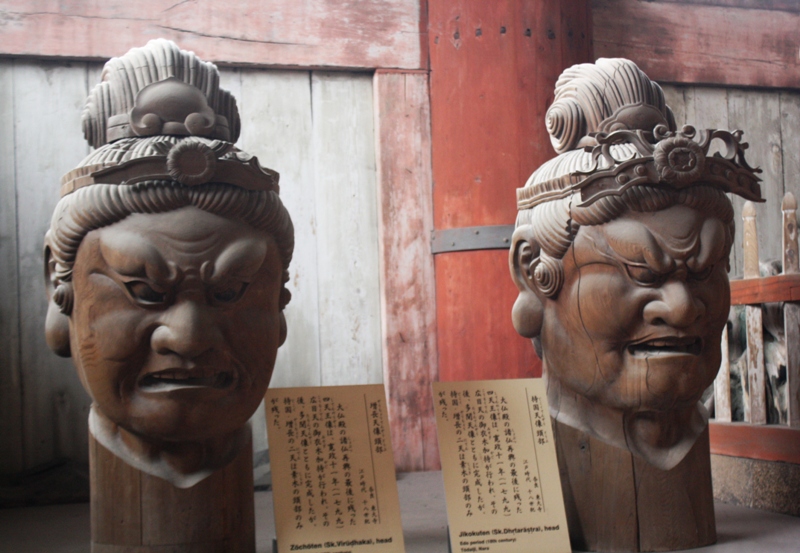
[211,282,248,304]
[625,264,662,285]
[126,281,168,305]
[690,266,713,282]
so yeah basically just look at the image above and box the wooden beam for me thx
[0,0,425,70]
[592,0,800,89]
[654,0,800,13]
[729,274,800,305]
[709,421,800,463]
[374,70,440,471]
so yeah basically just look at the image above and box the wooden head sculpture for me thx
[510,59,762,470]
[43,40,294,487]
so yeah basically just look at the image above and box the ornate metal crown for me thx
[517,124,763,211]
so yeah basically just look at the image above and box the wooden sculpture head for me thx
[43,40,294,487]
[510,59,762,470]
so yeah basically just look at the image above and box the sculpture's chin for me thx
[545,374,709,471]
[89,405,251,488]
[623,402,710,471]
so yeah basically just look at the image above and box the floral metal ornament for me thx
[517,123,763,212]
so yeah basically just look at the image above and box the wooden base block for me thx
[89,433,255,553]
[553,419,716,552]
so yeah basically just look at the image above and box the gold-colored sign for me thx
[266,384,404,553]
[433,379,570,553]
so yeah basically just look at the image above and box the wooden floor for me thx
[0,471,798,552]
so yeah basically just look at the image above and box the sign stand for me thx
[433,379,571,553]
[266,385,405,553]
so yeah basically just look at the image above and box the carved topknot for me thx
[82,39,241,148]
[546,58,675,155]
[518,58,763,213]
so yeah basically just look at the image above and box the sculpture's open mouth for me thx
[138,368,235,391]
[627,337,702,357]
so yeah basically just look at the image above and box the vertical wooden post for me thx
[374,70,440,471]
[428,0,592,384]
[782,192,800,427]
[743,201,767,424]
[90,433,255,553]
[554,420,716,552]
[715,325,732,422]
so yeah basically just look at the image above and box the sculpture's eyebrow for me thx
[687,218,727,271]
[98,230,172,283]
[603,225,672,272]
[202,236,269,284]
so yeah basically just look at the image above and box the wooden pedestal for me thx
[89,433,255,553]
[553,419,716,552]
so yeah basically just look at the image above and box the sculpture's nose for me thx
[643,280,705,329]
[150,300,222,359]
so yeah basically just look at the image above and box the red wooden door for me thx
[428,0,593,382]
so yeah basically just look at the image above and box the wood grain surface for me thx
[593,0,800,89]
[374,70,440,471]
[222,68,323,390]
[709,421,800,463]
[12,60,94,469]
[729,274,800,305]
[311,72,384,387]
[715,326,733,422]
[0,62,23,474]
[0,0,425,71]
[428,0,591,384]
[90,433,255,552]
[554,419,716,552]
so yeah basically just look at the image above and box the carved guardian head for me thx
[510,58,762,469]
[44,40,294,486]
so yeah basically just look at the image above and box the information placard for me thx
[433,379,570,553]
[266,384,404,553]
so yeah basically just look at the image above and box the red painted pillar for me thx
[428,1,593,382]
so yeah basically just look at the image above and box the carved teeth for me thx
[627,337,702,356]
[139,369,233,390]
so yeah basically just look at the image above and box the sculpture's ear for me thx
[509,225,544,339]
[278,312,287,347]
[44,241,71,357]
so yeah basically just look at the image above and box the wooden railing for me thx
[710,193,800,463]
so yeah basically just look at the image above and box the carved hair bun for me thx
[546,98,585,155]
[82,39,241,148]
[545,58,675,155]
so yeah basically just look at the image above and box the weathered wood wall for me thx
[3,1,799,480]
[374,70,439,471]
[661,85,800,277]
[0,60,99,475]
[593,0,800,89]
[3,1,798,91]
[427,0,592,388]
[0,61,383,474]
[0,0,426,71]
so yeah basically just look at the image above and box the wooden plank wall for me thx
[661,85,800,277]
[593,0,800,89]
[0,0,425,71]
[0,62,23,474]
[0,61,383,473]
[0,60,98,473]
[225,68,384,389]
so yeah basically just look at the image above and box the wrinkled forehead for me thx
[572,205,729,270]
[79,207,275,277]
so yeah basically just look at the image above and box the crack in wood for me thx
[155,25,313,47]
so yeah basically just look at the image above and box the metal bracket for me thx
[431,225,514,254]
